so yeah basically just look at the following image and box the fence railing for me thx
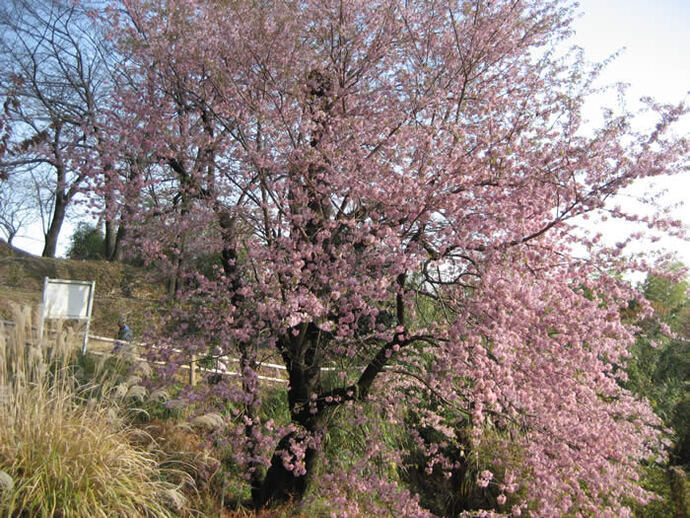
[84,333,290,385]
[1,320,287,385]
[1,320,381,387]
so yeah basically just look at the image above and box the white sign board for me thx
[40,278,95,353]
[43,280,94,319]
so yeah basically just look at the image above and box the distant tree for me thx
[87,0,689,515]
[627,269,690,465]
[0,176,35,245]
[66,222,104,260]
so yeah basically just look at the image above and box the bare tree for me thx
[0,175,35,245]
[0,0,115,257]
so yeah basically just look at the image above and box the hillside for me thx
[0,239,165,336]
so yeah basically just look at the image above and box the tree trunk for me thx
[167,255,182,297]
[112,193,138,263]
[253,331,326,508]
[104,219,118,260]
[250,328,410,509]
[103,185,118,260]
[111,220,126,262]
[42,191,67,258]
[252,428,323,507]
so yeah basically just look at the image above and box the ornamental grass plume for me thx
[0,304,185,517]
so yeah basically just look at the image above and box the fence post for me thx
[189,354,197,386]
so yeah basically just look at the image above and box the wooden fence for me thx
[1,319,287,385]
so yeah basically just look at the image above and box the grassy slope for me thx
[0,239,164,336]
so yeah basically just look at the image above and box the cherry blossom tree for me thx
[91,0,688,515]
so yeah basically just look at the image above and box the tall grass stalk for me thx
[0,305,186,517]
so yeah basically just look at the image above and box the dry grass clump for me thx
[0,305,187,517]
[140,417,226,513]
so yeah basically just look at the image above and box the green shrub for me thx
[66,222,105,260]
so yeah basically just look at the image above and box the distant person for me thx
[112,316,133,353]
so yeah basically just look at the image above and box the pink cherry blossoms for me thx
[83,0,688,515]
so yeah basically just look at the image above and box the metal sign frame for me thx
[40,277,96,353]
